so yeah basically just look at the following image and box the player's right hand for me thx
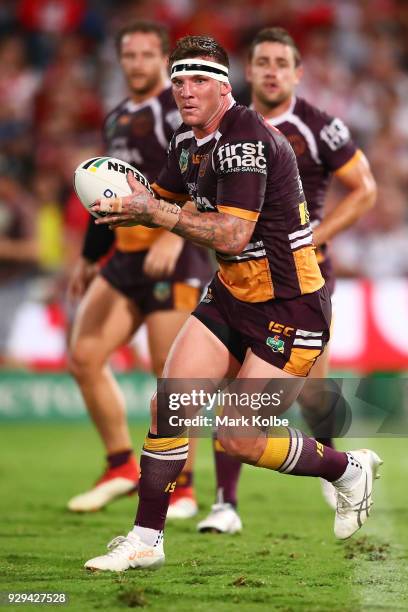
[67,257,99,300]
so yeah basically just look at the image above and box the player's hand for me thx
[67,257,99,300]
[143,232,184,278]
[91,172,158,229]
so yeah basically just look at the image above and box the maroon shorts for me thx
[101,244,213,316]
[318,254,335,296]
[193,274,331,377]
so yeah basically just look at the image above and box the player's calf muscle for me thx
[217,433,266,463]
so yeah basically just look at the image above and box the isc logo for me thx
[217,141,266,173]
[268,321,294,336]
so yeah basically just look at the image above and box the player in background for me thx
[84,35,382,572]
[67,22,212,514]
[195,27,377,534]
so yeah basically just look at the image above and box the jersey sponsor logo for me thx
[192,153,210,176]
[192,153,205,164]
[217,141,267,174]
[179,148,189,173]
[320,118,350,151]
[199,154,209,177]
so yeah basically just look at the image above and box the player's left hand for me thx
[91,172,158,229]
[143,232,184,278]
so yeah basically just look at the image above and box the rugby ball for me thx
[73,156,154,218]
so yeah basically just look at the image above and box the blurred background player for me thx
[67,21,212,513]
[194,27,377,533]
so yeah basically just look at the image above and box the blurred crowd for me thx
[0,0,407,365]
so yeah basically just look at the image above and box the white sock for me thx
[131,526,163,547]
[333,452,363,492]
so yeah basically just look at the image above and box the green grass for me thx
[1,423,407,611]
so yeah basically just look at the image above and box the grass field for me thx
[1,423,407,611]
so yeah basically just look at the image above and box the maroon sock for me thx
[283,432,347,481]
[315,436,334,449]
[107,449,133,469]
[214,438,242,507]
[135,432,188,531]
[176,470,193,488]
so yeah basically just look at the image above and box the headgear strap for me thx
[171,58,229,83]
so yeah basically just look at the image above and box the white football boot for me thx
[68,478,137,512]
[84,532,165,572]
[68,458,139,512]
[167,496,198,519]
[320,478,337,510]
[197,502,242,534]
[334,449,383,540]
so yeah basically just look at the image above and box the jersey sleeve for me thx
[316,111,359,173]
[214,139,268,222]
[82,217,115,262]
[152,137,189,203]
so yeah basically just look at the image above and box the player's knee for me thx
[217,434,257,462]
[149,393,158,432]
[68,340,104,379]
[151,354,167,378]
[298,388,315,414]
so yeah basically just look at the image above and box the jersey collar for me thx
[194,96,236,146]
[251,96,296,125]
[125,81,171,113]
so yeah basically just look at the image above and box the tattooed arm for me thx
[172,207,254,255]
[92,172,255,255]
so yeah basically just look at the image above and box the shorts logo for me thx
[217,141,267,174]
[153,282,171,302]
[266,335,285,353]
[179,149,189,173]
[268,321,294,337]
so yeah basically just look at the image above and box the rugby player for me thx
[67,22,212,514]
[197,27,377,534]
[84,35,382,572]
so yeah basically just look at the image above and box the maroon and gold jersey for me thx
[264,96,360,291]
[103,86,182,252]
[264,96,360,225]
[154,103,324,303]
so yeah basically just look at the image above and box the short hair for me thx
[115,20,170,55]
[169,36,229,68]
[248,27,301,67]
